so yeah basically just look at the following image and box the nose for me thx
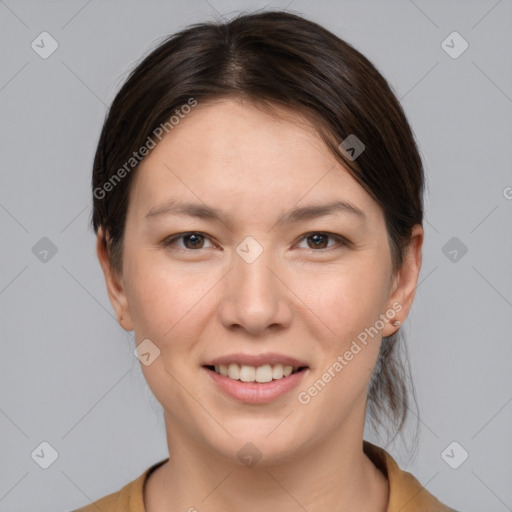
[218,247,293,336]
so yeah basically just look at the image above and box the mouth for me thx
[202,354,310,403]
[203,363,308,383]
[203,362,309,404]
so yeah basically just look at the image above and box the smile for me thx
[203,364,309,404]
[205,363,306,383]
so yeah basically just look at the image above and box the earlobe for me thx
[96,227,134,331]
[382,224,424,337]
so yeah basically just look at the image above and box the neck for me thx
[145,413,389,512]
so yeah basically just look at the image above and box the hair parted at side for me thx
[91,9,423,444]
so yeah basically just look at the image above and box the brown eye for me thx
[306,233,330,249]
[164,232,214,250]
[297,232,346,251]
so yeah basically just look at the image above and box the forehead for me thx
[146,98,330,169]
[129,98,382,225]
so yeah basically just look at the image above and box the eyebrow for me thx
[145,199,367,228]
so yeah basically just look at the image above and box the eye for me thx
[163,232,215,250]
[162,231,348,253]
[296,232,347,252]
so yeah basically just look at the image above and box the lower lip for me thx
[204,367,308,404]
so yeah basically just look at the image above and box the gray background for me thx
[1,0,511,511]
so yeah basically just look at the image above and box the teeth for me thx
[272,364,284,379]
[213,363,299,382]
[228,363,240,380]
[239,365,255,382]
[283,365,293,377]
[256,364,273,383]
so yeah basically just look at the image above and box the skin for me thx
[97,97,423,512]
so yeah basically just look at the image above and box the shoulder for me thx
[72,458,169,512]
[363,441,461,512]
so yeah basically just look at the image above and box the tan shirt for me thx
[73,441,459,511]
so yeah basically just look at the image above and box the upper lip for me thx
[203,353,309,368]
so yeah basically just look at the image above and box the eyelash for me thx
[162,231,348,253]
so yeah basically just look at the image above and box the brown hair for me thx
[91,10,423,443]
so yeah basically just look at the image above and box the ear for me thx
[96,227,134,331]
[381,224,424,337]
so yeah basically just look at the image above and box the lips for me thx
[201,353,309,403]
[203,353,309,369]
[204,364,308,404]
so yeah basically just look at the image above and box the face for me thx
[98,98,422,464]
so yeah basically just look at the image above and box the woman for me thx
[75,10,459,512]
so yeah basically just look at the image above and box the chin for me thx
[203,421,310,467]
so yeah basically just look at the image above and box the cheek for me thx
[299,257,391,345]
[296,264,387,416]
[124,248,208,339]
[124,256,213,412]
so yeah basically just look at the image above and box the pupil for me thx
[186,234,202,248]
[310,234,326,248]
